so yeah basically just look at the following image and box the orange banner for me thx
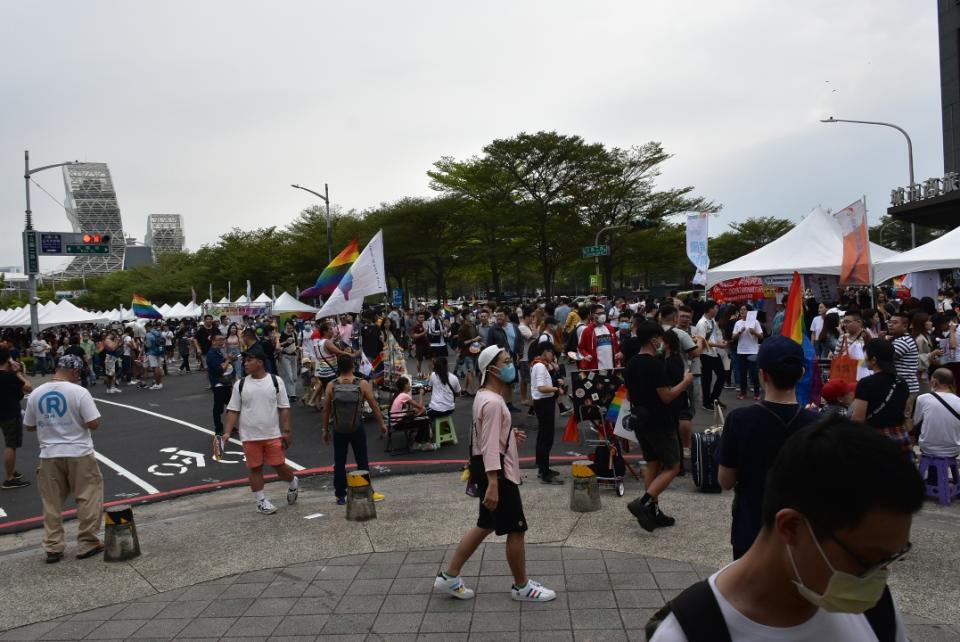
[835,200,872,286]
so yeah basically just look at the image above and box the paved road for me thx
[4,365,702,533]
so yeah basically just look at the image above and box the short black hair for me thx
[659,304,677,320]
[337,354,355,374]
[0,347,9,363]
[765,364,803,390]
[704,300,718,312]
[865,337,895,374]
[762,416,923,533]
[634,320,664,347]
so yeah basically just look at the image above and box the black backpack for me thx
[563,323,584,357]
[238,373,279,400]
[645,580,897,642]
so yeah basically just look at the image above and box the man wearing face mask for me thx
[577,304,620,371]
[648,416,921,641]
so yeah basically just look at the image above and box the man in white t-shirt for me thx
[23,355,104,563]
[732,305,763,400]
[223,344,298,515]
[914,368,960,458]
[649,418,917,641]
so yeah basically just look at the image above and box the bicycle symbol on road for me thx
[148,445,244,476]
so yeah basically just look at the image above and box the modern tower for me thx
[145,213,185,253]
[60,163,125,276]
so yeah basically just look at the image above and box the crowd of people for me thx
[1,283,958,632]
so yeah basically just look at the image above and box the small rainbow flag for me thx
[131,294,162,319]
[371,352,384,385]
[781,271,815,406]
[300,238,360,299]
[605,385,628,425]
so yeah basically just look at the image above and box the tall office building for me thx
[60,163,125,276]
[145,213,185,253]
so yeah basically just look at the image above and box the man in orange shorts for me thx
[223,344,298,514]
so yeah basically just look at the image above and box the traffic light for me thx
[81,233,111,244]
[629,218,659,230]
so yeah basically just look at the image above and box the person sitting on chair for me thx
[390,376,435,451]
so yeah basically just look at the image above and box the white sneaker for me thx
[287,485,299,505]
[433,573,475,600]
[149,384,163,390]
[256,499,277,515]
[127,380,139,386]
[511,579,556,602]
[111,387,122,394]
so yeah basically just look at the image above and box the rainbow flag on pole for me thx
[605,385,629,425]
[781,272,815,406]
[131,294,162,319]
[300,238,360,299]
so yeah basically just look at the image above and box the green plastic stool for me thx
[433,415,458,448]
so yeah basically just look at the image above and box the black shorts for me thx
[637,429,680,466]
[477,478,528,536]
[0,416,23,449]
[430,345,448,359]
[415,345,430,361]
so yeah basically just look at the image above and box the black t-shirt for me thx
[663,354,687,415]
[718,402,819,556]
[0,370,26,420]
[855,372,910,428]
[195,326,215,351]
[624,353,673,432]
[65,345,86,361]
[360,323,384,359]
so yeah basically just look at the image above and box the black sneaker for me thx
[2,478,30,490]
[558,404,572,416]
[13,471,24,481]
[76,543,105,560]
[538,471,564,485]
[716,400,727,409]
[634,503,658,533]
[653,505,676,527]
[45,551,63,564]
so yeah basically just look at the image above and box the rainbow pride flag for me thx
[300,238,360,299]
[371,352,384,385]
[781,272,815,406]
[131,294,162,319]
[605,384,629,425]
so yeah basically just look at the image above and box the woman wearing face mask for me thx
[647,417,922,641]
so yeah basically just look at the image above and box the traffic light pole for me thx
[23,151,79,337]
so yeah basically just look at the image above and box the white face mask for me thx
[787,520,890,614]
[596,314,607,324]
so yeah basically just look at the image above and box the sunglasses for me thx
[829,532,911,577]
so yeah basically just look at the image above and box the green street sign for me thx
[582,245,610,258]
[65,244,110,254]
[24,231,39,274]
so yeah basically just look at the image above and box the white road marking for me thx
[94,451,161,494]
[304,512,325,519]
[0,507,7,518]
[94,397,306,470]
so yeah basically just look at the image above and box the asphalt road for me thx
[4,363,685,533]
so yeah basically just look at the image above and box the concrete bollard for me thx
[103,505,141,562]
[569,460,601,513]
[346,470,377,522]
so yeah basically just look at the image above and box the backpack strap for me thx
[929,392,960,424]
[863,585,896,642]
[645,580,731,642]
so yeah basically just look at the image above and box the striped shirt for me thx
[892,335,920,393]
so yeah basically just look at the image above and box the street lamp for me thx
[23,151,80,336]
[291,183,332,262]
[820,116,916,248]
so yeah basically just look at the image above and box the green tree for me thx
[868,215,945,252]
[709,216,794,267]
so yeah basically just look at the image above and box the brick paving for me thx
[3,544,958,641]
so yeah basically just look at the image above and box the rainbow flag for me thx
[300,238,360,299]
[371,352,384,385]
[781,272,816,406]
[131,294,162,319]
[605,384,629,425]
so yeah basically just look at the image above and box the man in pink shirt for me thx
[434,345,557,603]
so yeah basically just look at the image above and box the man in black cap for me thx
[223,344,298,515]
[717,336,819,559]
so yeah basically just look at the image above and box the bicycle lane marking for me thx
[93,397,306,471]
[94,450,160,495]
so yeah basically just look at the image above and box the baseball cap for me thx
[478,345,505,386]
[821,379,856,404]
[57,354,84,371]
[756,336,805,372]
[241,344,267,362]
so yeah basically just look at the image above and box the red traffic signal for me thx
[81,233,109,244]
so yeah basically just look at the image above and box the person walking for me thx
[435,345,556,603]
[23,355,104,563]
[222,344,299,515]
[695,300,727,410]
[322,354,387,505]
[145,322,165,390]
[0,346,32,490]
[207,334,236,436]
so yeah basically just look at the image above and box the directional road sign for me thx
[582,244,610,258]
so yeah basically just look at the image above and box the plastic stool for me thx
[433,415,458,448]
[918,455,960,506]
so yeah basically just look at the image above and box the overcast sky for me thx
[0,0,942,274]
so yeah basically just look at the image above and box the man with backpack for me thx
[222,344,298,515]
[322,354,387,506]
[144,322,165,390]
[717,336,819,559]
[648,417,922,641]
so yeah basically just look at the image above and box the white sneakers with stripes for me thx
[511,579,557,602]
[434,573,476,600]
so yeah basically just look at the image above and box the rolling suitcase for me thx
[691,404,723,493]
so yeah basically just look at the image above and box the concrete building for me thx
[145,213,185,254]
[59,163,126,277]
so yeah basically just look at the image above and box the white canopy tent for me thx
[181,301,203,318]
[234,295,250,303]
[0,300,109,329]
[157,303,172,316]
[706,207,898,288]
[0,306,24,327]
[165,302,187,318]
[217,296,230,304]
[272,291,319,315]
[253,292,272,303]
[874,226,960,284]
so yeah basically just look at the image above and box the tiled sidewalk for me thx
[2,544,957,641]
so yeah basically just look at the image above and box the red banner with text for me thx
[710,277,765,303]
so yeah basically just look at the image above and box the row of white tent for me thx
[706,206,960,288]
[0,292,319,329]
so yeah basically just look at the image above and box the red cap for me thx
[822,379,856,403]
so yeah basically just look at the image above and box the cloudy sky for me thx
[0,0,942,273]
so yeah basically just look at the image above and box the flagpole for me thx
[865,193,876,310]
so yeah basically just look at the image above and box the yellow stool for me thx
[433,414,458,448]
